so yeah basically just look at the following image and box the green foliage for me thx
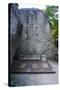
[44,6,58,48]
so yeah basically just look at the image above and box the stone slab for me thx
[11,60,55,73]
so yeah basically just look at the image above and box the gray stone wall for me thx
[18,8,52,57]
[10,4,19,65]
[10,4,52,63]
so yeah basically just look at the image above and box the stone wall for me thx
[17,8,52,57]
[9,4,52,64]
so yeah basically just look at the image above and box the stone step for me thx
[18,54,47,61]
[41,54,47,62]
[19,55,40,60]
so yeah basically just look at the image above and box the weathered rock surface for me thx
[9,4,52,64]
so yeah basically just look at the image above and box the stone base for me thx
[19,55,40,60]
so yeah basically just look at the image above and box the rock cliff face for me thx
[9,4,52,64]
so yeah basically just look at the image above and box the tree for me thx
[44,6,58,48]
